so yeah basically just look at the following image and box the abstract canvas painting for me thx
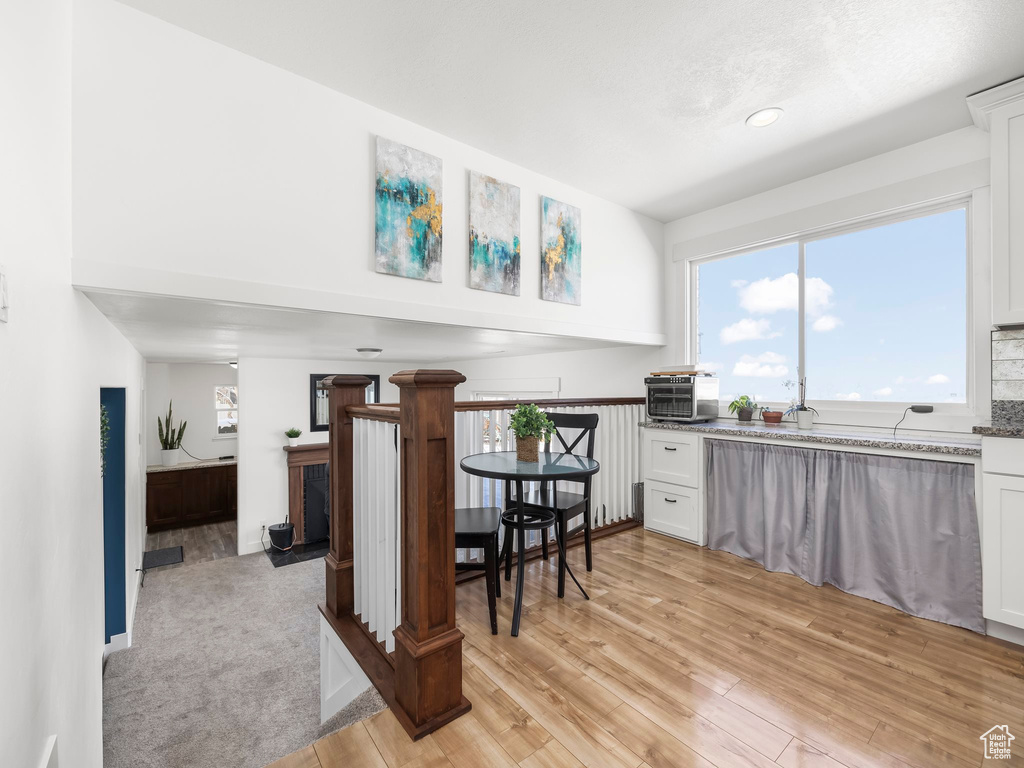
[375,137,443,282]
[540,196,581,305]
[468,171,520,295]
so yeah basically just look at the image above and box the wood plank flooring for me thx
[270,528,1024,768]
[144,520,237,568]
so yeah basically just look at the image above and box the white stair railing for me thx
[352,416,401,653]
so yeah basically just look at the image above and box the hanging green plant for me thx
[100,404,111,477]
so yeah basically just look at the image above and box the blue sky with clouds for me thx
[696,208,967,405]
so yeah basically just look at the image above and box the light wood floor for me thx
[144,520,237,568]
[270,528,1024,768]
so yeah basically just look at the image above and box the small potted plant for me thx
[783,378,818,430]
[761,407,783,425]
[509,404,556,462]
[728,395,758,424]
[285,427,302,447]
[157,401,187,466]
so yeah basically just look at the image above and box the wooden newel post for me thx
[325,375,371,619]
[389,369,472,736]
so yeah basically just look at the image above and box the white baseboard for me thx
[986,619,1024,647]
[104,632,129,659]
[38,735,58,768]
[320,614,371,724]
[239,539,264,556]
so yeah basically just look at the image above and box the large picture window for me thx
[693,205,968,406]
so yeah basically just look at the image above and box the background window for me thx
[693,206,967,406]
[215,385,238,435]
[804,208,967,403]
[696,243,799,403]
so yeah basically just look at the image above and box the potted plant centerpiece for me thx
[285,427,302,447]
[728,395,758,424]
[509,403,556,462]
[157,401,187,467]
[783,378,818,430]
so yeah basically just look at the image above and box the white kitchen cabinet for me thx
[645,482,700,543]
[644,431,700,486]
[982,473,1024,629]
[642,428,704,544]
[968,77,1024,326]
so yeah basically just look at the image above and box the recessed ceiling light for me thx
[745,107,784,128]
[356,347,383,359]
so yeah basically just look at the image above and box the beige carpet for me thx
[103,550,385,768]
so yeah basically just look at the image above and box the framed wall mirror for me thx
[309,374,381,432]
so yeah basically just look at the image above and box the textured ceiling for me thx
[83,292,626,363]
[117,0,1024,221]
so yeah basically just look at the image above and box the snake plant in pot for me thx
[509,404,556,462]
[157,401,187,467]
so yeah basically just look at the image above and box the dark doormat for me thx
[265,539,329,568]
[143,546,184,569]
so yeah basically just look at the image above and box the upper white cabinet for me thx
[969,77,1024,326]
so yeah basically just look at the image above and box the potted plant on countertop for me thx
[285,427,302,447]
[761,407,783,425]
[783,378,818,430]
[157,401,187,467]
[510,403,556,462]
[728,395,758,424]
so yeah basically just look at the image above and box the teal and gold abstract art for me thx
[375,137,443,282]
[540,196,581,305]
[468,171,520,295]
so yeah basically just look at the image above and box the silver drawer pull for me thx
[664,497,677,503]
[664,446,677,451]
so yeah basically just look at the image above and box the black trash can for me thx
[268,522,295,552]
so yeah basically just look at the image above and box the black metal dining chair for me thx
[454,506,502,634]
[510,412,599,598]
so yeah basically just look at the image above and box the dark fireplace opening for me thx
[303,463,330,544]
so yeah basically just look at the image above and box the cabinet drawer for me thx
[644,431,701,487]
[982,437,1024,476]
[644,482,700,544]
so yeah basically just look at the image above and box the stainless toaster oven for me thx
[645,375,719,423]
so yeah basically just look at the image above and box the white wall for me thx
[145,362,238,464]
[71,0,665,348]
[235,358,413,555]
[663,126,993,433]
[0,1,145,765]
[451,345,663,401]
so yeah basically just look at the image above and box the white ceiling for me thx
[117,0,1024,221]
[84,291,628,363]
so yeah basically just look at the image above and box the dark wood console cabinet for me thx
[146,463,237,531]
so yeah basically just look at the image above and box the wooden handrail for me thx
[347,404,401,423]
[360,396,645,413]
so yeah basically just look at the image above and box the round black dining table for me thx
[459,450,600,636]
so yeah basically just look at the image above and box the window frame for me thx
[214,385,238,439]
[683,193,985,430]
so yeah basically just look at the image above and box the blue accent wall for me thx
[101,388,127,644]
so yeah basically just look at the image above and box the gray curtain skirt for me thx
[706,439,984,633]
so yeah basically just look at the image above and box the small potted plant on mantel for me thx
[285,427,302,447]
[728,395,758,424]
[157,401,187,467]
[509,404,556,462]
[784,378,818,430]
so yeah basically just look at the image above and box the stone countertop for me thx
[147,458,237,474]
[640,420,982,457]
[972,422,1024,438]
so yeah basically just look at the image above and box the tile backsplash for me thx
[992,329,1024,421]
